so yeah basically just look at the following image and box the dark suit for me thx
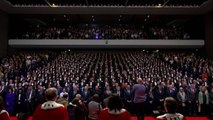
[166,89,177,98]
[81,90,91,103]
[25,89,35,114]
[186,88,198,115]
[123,88,132,113]
[14,91,25,113]
[153,87,166,111]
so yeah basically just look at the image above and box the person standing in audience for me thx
[131,78,147,120]
[166,84,177,98]
[57,93,69,108]
[69,85,80,102]
[0,96,10,120]
[81,86,91,103]
[5,88,15,116]
[186,83,198,115]
[98,94,131,120]
[68,98,87,120]
[88,94,102,120]
[14,89,25,114]
[198,86,209,115]
[177,87,187,115]
[154,83,166,113]
[60,88,68,98]
[156,97,185,120]
[146,87,155,115]
[25,85,35,115]
[123,84,132,113]
[0,85,6,101]
[33,87,69,120]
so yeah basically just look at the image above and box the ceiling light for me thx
[51,3,58,7]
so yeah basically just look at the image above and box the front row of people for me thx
[0,87,184,120]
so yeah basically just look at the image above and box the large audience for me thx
[12,25,190,40]
[0,50,213,118]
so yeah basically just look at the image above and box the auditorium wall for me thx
[205,10,213,58]
[0,10,8,58]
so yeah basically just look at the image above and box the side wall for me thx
[205,10,213,58]
[0,11,8,58]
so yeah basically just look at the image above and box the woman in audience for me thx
[156,97,185,120]
[5,88,15,115]
[0,96,10,120]
[98,94,131,120]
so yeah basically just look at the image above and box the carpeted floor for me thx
[10,116,210,120]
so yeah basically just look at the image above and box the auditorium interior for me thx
[0,0,213,120]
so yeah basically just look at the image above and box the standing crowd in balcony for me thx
[11,25,190,40]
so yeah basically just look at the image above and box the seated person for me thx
[98,94,131,120]
[156,97,185,120]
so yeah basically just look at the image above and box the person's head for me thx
[201,85,206,92]
[179,87,184,92]
[62,88,66,92]
[92,94,99,102]
[8,87,13,93]
[107,94,123,112]
[17,112,29,120]
[137,78,143,84]
[72,98,81,106]
[62,93,68,99]
[18,89,22,94]
[0,96,4,111]
[164,97,178,113]
[45,87,58,101]
[75,94,82,99]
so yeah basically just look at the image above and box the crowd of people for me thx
[0,50,213,120]
[12,25,190,40]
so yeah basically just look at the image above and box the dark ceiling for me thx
[5,0,208,6]
[0,0,213,15]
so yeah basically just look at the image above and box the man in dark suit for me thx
[81,86,91,103]
[166,84,177,98]
[123,84,132,113]
[25,85,35,114]
[15,88,25,113]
